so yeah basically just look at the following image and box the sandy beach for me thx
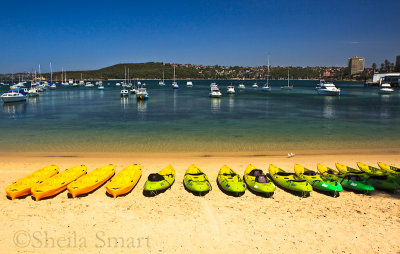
[1,148,399,253]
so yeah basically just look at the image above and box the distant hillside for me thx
[51,62,203,80]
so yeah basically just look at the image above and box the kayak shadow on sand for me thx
[183,180,211,197]
[216,178,245,197]
[266,174,311,198]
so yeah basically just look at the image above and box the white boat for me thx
[187,81,193,87]
[85,82,94,88]
[281,69,293,90]
[120,89,129,97]
[136,87,149,100]
[227,85,235,94]
[28,88,39,97]
[172,65,179,89]
[159,69,166,86]
[116,82,121,86]
[262,55,272,91]
[1,88,27,103]
[130,85,137,94]
[252,83,258,88]
[238,83,245,89]
[316,80,340,96]
[379,83,393,94]
[68,79,73,85]
[50,83,56,89]
[73,83,78,87]
[209,83,222,98]
[98,85,104,90]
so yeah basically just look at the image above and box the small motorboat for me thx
[136,87,149,100]
[209,83,222,98]
[1,88,27,103]
[238,83,245,89]
[316,80,340,96]
[28,88,39,97]
[85,82,94,88]
[252,83,258,88]
[227,85,235,94]
[120,89,129,97]
[379,83,393,95]
[187,81,193,87]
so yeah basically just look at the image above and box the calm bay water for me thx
[1,80,399,152]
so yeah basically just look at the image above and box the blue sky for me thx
[0,0,399,73]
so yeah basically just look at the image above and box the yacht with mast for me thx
[159,68,166,86]
[281,68,293,90]
[262,55,272,91]
[172,65,179,89]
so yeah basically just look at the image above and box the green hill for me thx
[50,62,203,80]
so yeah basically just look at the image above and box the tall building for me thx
[348,56,365,75]
[395,55,400,72]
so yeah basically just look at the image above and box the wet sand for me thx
[1,148,399,253]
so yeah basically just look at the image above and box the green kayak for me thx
[294,164,342,195]
[317,163,374,194]
[143,165,175,193]
[218,165,246,195]
[183,164,211,194]
[268,164,312,195]
[243,164,275,196]
[337,163,399,191]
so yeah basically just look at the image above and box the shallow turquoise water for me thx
[1,80,399,152]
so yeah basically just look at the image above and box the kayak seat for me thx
[327,169,334,174]
[255,175,269,183]
[344,175,361,181]
[223,173,236,177]
[303,170,317,176]
[249,169,263,177]
[276,172,295,176]
[186,173,204,176]
[289,179,306,182]
[148,173,164,182]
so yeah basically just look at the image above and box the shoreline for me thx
[1,147,399,158]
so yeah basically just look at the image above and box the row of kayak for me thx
[6,162,400,201]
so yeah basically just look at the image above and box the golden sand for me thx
[1,149,399,253]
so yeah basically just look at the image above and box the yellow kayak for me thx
[377,162,400,177]
[31,165,87,201]
[106,165,142,198]
[6,165,59,200]
[67,165,116,198]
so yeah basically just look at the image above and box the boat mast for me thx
[173,65,176,82]
[287,68,289,87]
[39,64,41,83]
[50,62,53,85]
[267,55,270,86]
